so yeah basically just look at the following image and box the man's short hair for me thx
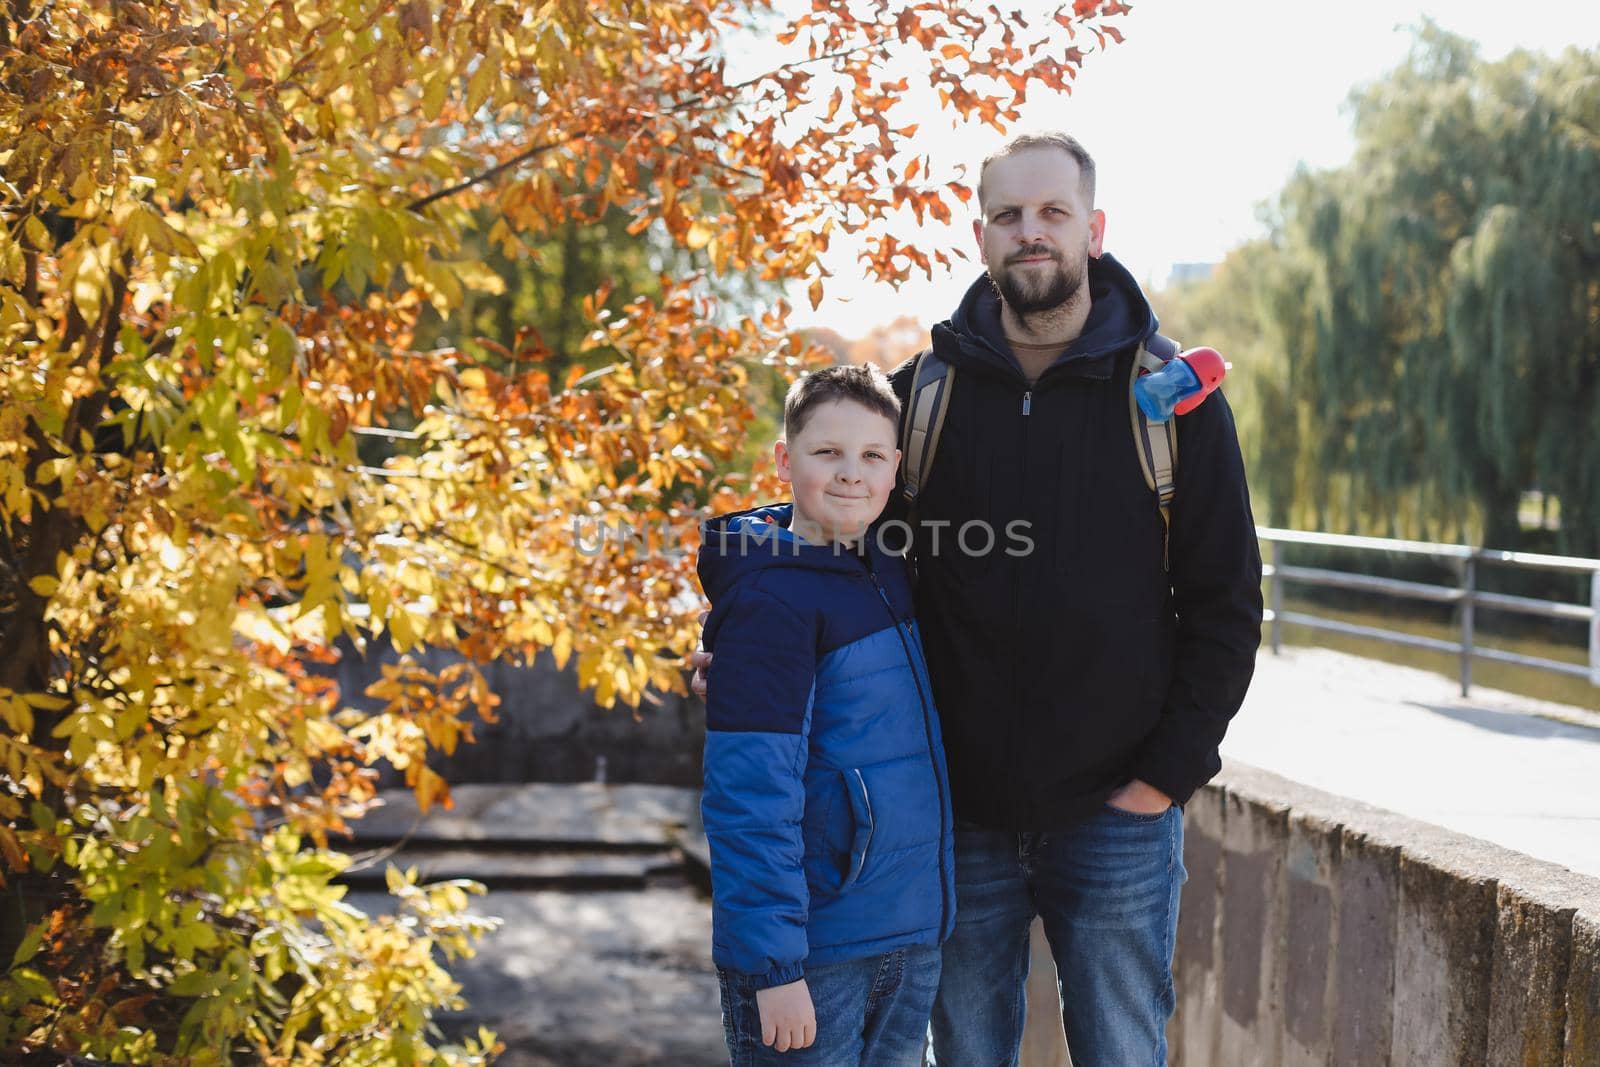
[977,131,1096,209]
[783,364,901,439]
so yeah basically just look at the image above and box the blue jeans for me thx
[929,805,1186,1067]
[718,945,942,1066]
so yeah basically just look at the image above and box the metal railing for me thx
[1257,527,1600,697]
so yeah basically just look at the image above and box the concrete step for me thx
[346,782,700,848]
[667,804,712,894]
[334,846,687,890]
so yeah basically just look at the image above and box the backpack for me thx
[899,334,1183,569]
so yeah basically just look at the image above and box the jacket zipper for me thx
[847,768,873,884]
[1010,385,1030,825]
[865,557,953,937]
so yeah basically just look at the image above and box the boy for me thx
[697,365,955,1065]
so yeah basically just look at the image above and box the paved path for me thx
[344,783,725,1066]
[349,886,723,1067]
[1225,646,1600,878]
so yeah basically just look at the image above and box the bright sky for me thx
[782,0,1600,339]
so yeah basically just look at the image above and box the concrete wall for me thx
[328,636,705,786]
[1017,762,1600,1066]
[1170,762,1600,1067]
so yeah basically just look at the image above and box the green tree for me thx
[1152,239,1309,531]
[1165,27,1600,553]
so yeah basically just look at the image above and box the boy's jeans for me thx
[929,805,1186,1067]
[717,944,941,1066]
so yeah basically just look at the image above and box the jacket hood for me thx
[697,503,869,603]
[935,251,1158,381]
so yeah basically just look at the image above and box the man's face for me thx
[974,147,1106,314]
[775,398,901,543]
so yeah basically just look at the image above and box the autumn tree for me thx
[408,202,777,384]
[0,0,1129,1060]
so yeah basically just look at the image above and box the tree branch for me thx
[405,136,570,213]
[401,22,901,216]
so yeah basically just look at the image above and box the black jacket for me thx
[884,253,1263,830]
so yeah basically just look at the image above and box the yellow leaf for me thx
[233,607,291,654]
[70,168,98,202]
[452,260,506,296]
[27,575,58,597]
[390,607,416,652]
[422,66,452,120]
[685,221,714,250]
[0,697,32,735]
[304,716,346,753]
[128,202,201,258]
[466,48,499,116]
[23,215,50,250]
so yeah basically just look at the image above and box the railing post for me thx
[1270,540,1283,655]
[1459,555,1476,697]
[1590,569,1600,687]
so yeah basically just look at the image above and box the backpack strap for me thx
[900,346,955,528]
[1129,333,1181,570]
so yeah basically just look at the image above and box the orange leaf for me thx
[415,765,452,813]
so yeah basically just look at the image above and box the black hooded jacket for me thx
[884,253,1263,830]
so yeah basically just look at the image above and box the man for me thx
[696,131,1262,1065]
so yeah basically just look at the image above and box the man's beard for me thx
[992,246,1087,314]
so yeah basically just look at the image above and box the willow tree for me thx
[1151,237,1313,531]
[1305,27,1600,552]
[1170,27,1599,552]
[0,0,1130,1060]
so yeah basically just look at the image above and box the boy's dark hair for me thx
[783,364,901,439]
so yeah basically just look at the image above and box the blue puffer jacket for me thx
[697,503,955,989]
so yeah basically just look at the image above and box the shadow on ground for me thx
[1405,701,1600,742]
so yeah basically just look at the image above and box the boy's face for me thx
[775,398,901,544]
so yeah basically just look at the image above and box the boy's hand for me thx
[756,978,816,1052]
[688,609,712,698]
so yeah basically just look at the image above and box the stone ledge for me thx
[1166,761,1600,1067]
[1212,761,1600,920]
